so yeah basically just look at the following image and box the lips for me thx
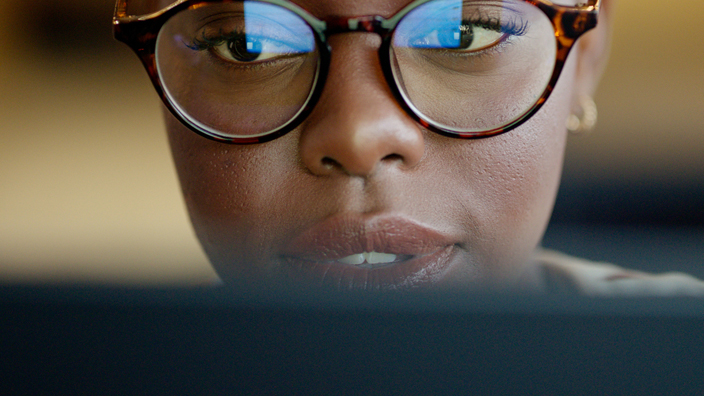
[279,214,459,290]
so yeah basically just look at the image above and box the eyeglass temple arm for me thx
[114,0,181,47]
[114,0,127,18]
[115,0,191,19]
[535,0,599,43]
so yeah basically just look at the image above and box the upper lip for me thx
[280,213,456,261]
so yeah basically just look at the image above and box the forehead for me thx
[150,0,415,18]
[143,0,581,20]
[289,0,412,18]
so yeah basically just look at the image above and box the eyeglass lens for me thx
[156,1,320,138]
[155,0,557,139]
[391,0,556,132]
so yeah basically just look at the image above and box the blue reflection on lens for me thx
[244,1,315,53]
[394,0,462,49]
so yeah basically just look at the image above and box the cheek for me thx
[165,113,302,275]
[432,56,576,284]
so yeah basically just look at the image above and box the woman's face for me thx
[165,0,590,290]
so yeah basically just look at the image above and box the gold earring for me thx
[566,96,597,134]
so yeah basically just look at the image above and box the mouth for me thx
[330,251,412,269]
[279,214,460,290]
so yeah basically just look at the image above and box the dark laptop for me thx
[2,284,703,395]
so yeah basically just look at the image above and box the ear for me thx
[572,0,616,100]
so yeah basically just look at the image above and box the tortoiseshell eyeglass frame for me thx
[114,0,601,144]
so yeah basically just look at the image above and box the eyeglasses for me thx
[114,0,600,144]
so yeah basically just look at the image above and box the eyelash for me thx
[185,29,246,51]
[465,14,530,37]
[184,12,530,63]
[439,15,529,59]
[185,28,309,74]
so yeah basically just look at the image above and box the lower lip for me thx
[281,245,458,291]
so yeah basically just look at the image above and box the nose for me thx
[298,34,424,178]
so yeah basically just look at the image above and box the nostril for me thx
[382,153,403,162]
[321,157,339,170]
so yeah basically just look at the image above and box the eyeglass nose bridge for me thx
[324,15,393,37]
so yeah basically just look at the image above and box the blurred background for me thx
[0,0,702,284]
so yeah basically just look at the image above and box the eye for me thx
[210,33,312,64]
[393,0,530,55]
[185,6,317,65]
[212,34,276,63]
[436,23,507,52]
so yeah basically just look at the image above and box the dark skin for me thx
[164,0,612,290]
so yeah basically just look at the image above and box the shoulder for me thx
[536,249,704,296]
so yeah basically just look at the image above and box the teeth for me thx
[337,251,397,265]
[338,253,365,265]
[366,251,397,264]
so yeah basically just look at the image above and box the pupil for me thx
[439,25,474,49]
[458,25,474,49]
[228,35,262,62]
